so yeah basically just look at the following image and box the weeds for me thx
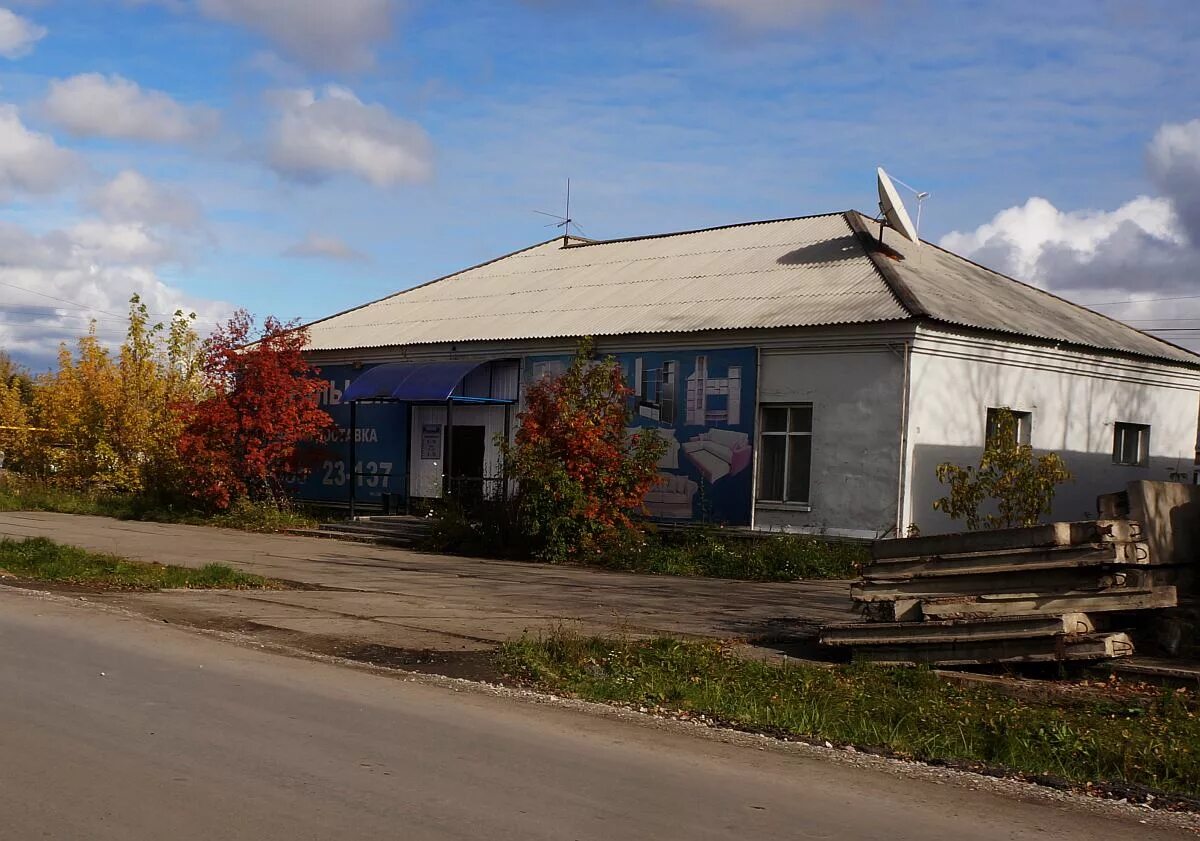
[0,536,277,590]
[0,475,317,533]
[499,631,1200,798]
[595,528,866,581]
[426,502,866,581]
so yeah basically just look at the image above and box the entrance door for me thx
[446,425,486,504]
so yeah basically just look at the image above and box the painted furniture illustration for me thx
[632,359,678,423]
[628,426,679,470]
[644,472,698,519]
[685,356,741,426]
[682,428,752,483]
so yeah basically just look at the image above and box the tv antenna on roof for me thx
[534,178,587,246]
[876,167,929,247]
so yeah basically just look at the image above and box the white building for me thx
[297,210,1200,538]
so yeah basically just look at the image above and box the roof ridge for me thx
[843,210,928,318]
[561,210,848,249]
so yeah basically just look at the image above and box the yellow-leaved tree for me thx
[0,373,29,470]
[26,296,203,494]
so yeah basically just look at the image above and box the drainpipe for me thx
[894,339,913,538]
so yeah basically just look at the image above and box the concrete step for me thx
[871,520,1143,561]
[855,631,1135,666]
[319,522,433,539]
[285,525,428,548]
[821,613,1096,647]
[916,586,1179,621]
[867,542,1152,575]
[854,566,1167,601]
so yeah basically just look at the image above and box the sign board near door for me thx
[286,362,408,504]
[421,424,443,459]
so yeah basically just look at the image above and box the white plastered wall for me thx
[902,328,1200,535]
[754,344,906,539]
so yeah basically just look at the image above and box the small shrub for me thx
[934,408,1072,530]
[423,497,521,557]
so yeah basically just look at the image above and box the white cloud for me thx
[267,86,432,187]
[0,104,78,195]
[65,218,178,265]
[0,7,45,58]
[283,232,365,261]
[939,194,1189,293]
[668,0,876,27]
[84,170,203,231]
[43,73,217,143]
[0,219,230,369]
[940,117,1200,349]
[141,0,394,72]
[0,165,224,365]
[1147,117,1200,244]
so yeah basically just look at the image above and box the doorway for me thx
[446,425,486,504]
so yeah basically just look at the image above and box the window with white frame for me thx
[757,405,812,504]
[1113,422,1150,467]
[985,407,1032,446]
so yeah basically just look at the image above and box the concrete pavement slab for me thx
[0,511,857,656]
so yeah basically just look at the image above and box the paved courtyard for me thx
[0,512,857,659]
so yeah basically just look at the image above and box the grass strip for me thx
[499,631,1200,799]
[0,477,318,533]
[0,536,277,590]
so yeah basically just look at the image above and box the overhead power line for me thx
[1080,293,1200,308]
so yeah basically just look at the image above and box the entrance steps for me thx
[286,515,434,549]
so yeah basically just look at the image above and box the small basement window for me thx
[985,407,1032,446]
[1113,422,1150,467]
[757,404,812,505]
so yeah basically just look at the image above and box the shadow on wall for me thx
[909,443,1191,535]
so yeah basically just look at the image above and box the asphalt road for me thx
[0,589,1188,841]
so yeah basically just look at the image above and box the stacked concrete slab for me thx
[821,519,1180,666]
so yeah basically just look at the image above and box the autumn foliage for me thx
[178,311,332,510]
[504,340,666,561]
[1,299,331,515]
[7,298,203,493]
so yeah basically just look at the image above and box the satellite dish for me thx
[877,166,920,245]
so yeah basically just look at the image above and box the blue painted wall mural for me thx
[290,363,409,504]
[527,346,758,526]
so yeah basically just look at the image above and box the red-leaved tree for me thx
[178,311,332,510]
[503,339,666,561]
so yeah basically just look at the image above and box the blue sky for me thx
[1,0,1200,366]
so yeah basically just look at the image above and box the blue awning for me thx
[343,360,495,403]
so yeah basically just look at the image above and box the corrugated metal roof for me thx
[849,212,1200,365]
[304,213,908,351]
[303,210,1200,366]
